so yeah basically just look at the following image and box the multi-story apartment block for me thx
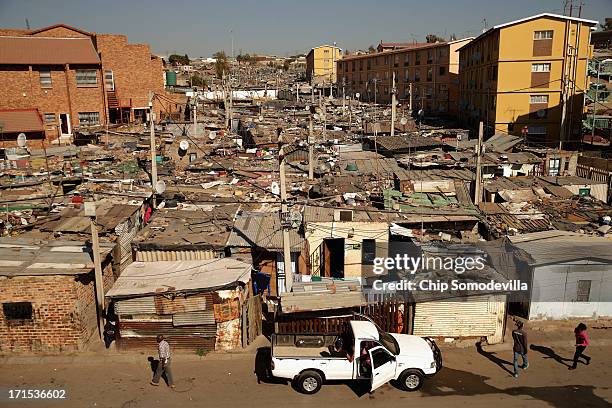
[458,13,597,147]
[306,45,342,85]
[336,39,472,117]
[0,24,166,144]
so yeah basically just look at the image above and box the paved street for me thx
[1,342,610,408]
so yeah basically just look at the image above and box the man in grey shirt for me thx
[151,335,175,388]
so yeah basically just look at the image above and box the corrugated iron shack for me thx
[106,258,253,352]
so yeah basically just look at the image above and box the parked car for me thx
[270,316,442,394]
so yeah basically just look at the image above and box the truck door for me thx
[368,346,397,392]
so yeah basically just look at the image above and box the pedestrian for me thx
[151,335,174,388]
[512,320,528,378]
[569,323,591,370]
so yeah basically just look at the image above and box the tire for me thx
[398,369,424,392]
[295,370,323,394]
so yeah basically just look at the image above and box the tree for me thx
[344,49,350,55]
[368,45,376,54]
[189,74,207,88]
[168,54,190,65]
[426,34,446,43]
[213,51,229,79]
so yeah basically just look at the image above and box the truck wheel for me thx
[398,369,424,391]
[296,370,323,394]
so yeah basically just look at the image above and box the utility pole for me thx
[591,59,600,145]
[278,132,293,293]
[85,202,105,340]
[193,94,198,138]
[391,72,397,137]
[474,121,484,205]
[308,114,314,180]
[409,82,413,114]
[330,42,336,97]
[148,91,158,205]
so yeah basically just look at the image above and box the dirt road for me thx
[0,341,610,408]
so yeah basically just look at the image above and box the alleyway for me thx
[1,341,610,408]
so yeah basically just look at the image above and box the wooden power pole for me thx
[85,202,105,340]
[308,114,314,180]
[148,91,158,208]
[474,121,484,205]
[278,132,293,293]
[391,72,397,137]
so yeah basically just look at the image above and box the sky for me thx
[0,0,609,57]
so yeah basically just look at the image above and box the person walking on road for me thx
[512,320,529,378]
[151,335,175,388]
[569,323,591,370]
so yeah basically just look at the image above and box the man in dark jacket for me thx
[512,320,529,378]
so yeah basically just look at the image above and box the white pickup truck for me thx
[271,318,442,394]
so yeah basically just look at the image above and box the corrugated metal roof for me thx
[0,109,44,133]
[106,258,251,298]
[227,212,303,251]
[0,36,100,64]
[0,238,114,276]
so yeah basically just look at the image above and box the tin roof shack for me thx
[0,238,115,352]
[227,211,305,298]
[362,135,443,157]
[509,231,612,320]
[131,205,239,261]
[540,176,608,203]
[106,258,252,352]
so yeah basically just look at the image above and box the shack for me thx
[106,258,257,352]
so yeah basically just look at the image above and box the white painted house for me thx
[509,231,612,320]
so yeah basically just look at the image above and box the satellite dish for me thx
[400,117,408,125]
[258,115,264,122]
[179,140,190,151]
[154,180,166,194]
[355,93,360,99]
[305,105,310,112]
[209,131,217,140]
[17,133,27,148]
[270,181,280,195]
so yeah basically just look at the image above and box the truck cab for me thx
[271,319,442,394]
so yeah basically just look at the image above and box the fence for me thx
[275,299,414,335]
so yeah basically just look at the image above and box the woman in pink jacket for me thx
[569,323,591,370]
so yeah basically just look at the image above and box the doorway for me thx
[59,113,71,135]
[321,238,344,278]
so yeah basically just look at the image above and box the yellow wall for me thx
[305,221,388,279]
[306,46,342,83]
[459,15,595,146]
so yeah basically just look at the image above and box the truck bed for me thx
[273,345,330,358]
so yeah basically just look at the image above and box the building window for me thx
[427,67,433,81]
[534,30,553,40]
[548,158,561,176]
[76,69,97,85]
[3,302,33,320]
[414,69,420,82]
[362,239,376,265]
[43,113,56,123]
[530,95,549,104]
[78,112,100,126]
[39,69,52,88]
[439,66,446,76]
[531,63,551,72]
[576,280,591,301]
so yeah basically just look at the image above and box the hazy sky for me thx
[0,0,609,57]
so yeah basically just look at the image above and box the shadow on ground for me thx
[420,366,609,408]
[476,342,515,376]
[530,344,571,368]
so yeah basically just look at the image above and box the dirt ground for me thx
[0,330,611,408]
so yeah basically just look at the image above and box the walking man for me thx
[569,323,591,370]
[151,335,174,388]
[512,320,528,378]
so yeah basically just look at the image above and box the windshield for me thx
[377,327,400,355]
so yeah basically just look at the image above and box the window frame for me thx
[531,63,551,73]
[43,113,56,124]
[78,111,100,126]
[534,30,553,40]
[530,95,549,104]
[75,69,98,86]
[3,302,33,321]
[39,69,52,88]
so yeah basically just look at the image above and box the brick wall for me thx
[0,64,106,142]
[0,262,114,353]
[96,34,166,119]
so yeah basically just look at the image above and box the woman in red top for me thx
[569,323,591,370]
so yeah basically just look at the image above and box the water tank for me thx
[166,71,177,86]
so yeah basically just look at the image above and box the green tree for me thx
[168,54,190,65]
[368,45,376,54]
[213,51,229,79]
[426,34,446,43]
[189,74,207,88]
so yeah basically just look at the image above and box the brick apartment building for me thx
[0,24,166,144]
[0,239,115,352]
[337,38,472,117]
